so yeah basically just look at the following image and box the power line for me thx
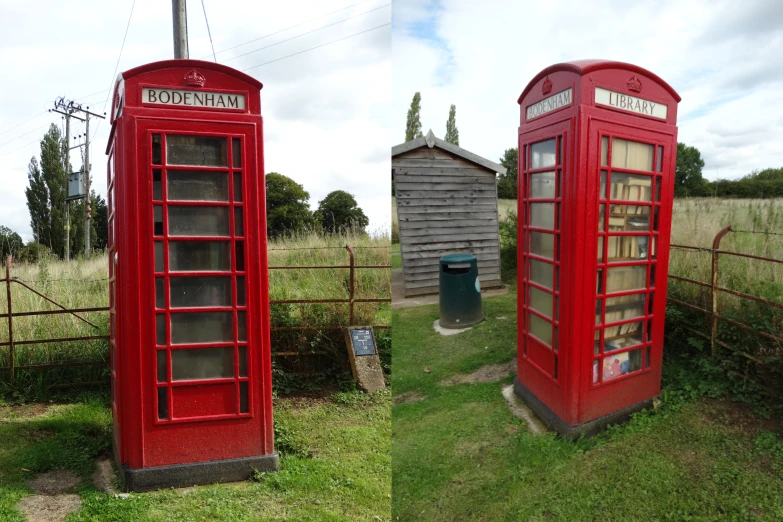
[0,111,49,138]
[223,4,389,64]
[0,123,50,150]
[92,0,136,146]
[242,22,390,72]
[0,137,45,158]
[200,0,217,62]
[200,0,375,60]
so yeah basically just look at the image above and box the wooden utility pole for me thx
[84,113,91,256]
[172,0,189,59]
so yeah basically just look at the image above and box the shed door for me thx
[148,130,252,424]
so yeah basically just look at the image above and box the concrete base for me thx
[433,319,472,336]
[116,452,279,492]
[513,377,653,439]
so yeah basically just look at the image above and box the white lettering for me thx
[595,87,667,119]
[142,88,246,110]
[526,88,573,120]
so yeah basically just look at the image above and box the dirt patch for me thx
[92,457,117,494]
[440,358,516,386]
[29,470,81,495]
[19,494,81,522]
[0,403,51,420]
[698,398,783,437]
[393,392,426,406]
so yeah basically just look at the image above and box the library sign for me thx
[595,87,667,120]
[142,87,246,110]
[526,88,572,120]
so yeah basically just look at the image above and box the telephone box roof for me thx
[120,59,263,89]
[517,59,680,104]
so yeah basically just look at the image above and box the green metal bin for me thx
[439,253,483,329]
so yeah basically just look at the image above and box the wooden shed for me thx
[392,130,507,297]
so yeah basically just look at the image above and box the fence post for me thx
[5,256,14,383]
[345,244,355,326]
[710,226,732,358]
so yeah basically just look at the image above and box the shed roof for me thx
[392,129,507,175]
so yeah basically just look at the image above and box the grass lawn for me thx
[392,291,783,521]
[0,390,391,521]
[392,243,401,269]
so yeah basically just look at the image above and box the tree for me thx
[40,124,67,258]
[0,226,23,260]
[405,92,424,142]
[444,104,459,146]
[675,142,709,197]
[314,190,369,234]
[91,191,109,250]
[265,172,314,238]
[25,156,50,248]
[497,148,518,199]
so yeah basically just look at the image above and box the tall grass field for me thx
[0,230,390,398]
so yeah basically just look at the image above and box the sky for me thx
[0,0,391,242]
[393,0,783,182]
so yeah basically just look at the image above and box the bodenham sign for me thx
[142,88,246,110]
[594,87,667,119]
[526,88,572,120]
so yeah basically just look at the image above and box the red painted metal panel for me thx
[517,61,679,430]
[108,60,273,473]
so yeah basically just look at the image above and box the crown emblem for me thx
[627,75,642,93]
[542,76,552,95]
[184,70,206,87]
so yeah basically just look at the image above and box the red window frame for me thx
[149,130,252,424]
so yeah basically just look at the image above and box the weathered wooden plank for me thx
[395,166,495,176]
[403,265,501,280]
[402,225,499,237]
[404,273,502,289]
[394,174,496,184]
[404,232,500,244]
[398,196,497,205]
[396,184,496,193]
[402,254,499,267]
[394,149,457,160]
[401,238,498,251]
[398,214,498,224]
[398,202,498,212]
[394,158,490,169]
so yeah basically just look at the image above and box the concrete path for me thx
[392,268,508,309]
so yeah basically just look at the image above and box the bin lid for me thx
[440,253,476,264]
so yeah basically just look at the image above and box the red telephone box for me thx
[514,60,680,437]
[106,59,278,490]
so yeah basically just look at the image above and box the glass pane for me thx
[528,313,552,346]
[529,260,553,289]
[237,311,246,342]
[597,268,604,294]
[597,236,604,262]
[529,232,554,259]
[234,207,244,236]
[166,135,227,166]
[606,265,647,293]
[646,346,652,367]
[651,236,657,259]
[170,277,232,307]
[238,346,247,377]
[594,330,601,354]
[170,312,233,344]
[155,278,165,309]
[169,241,231,271]
[155,242,164,272]
[653,207,660,231]
[154,205,163,236]
[153,169,162,200]
[232,138,242,168]
[172,348,233,380]
[593,359,599,383]
[607,236,649,261]
[168,206,230,236]
[600,171,607,200]
[157,351,167,382]
[531,139,556,168]
[236,241,245,271]
[602,349,642,381]
[601,136,608,166]
[656,147,663,172]
[595,299,603,325]
[167,171,229,201]
[610,173,652,202]
[157,387,168,419]
[530,172,556,199]
[240,382,249,413]
[650,264,657,288]
[655,178,662,202]
[530,203,555,230]
[598,204,605,231]
[234,173,243,202]
[611,138,654,171]
[605,293,646,324]
[647,319,653,342]
[608,205,650,231]
[156,314,166,345]
[529,286,552,319]
[237,276,246,306]
[152,135,162,165]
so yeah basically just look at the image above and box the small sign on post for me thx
[344,327,385,393]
